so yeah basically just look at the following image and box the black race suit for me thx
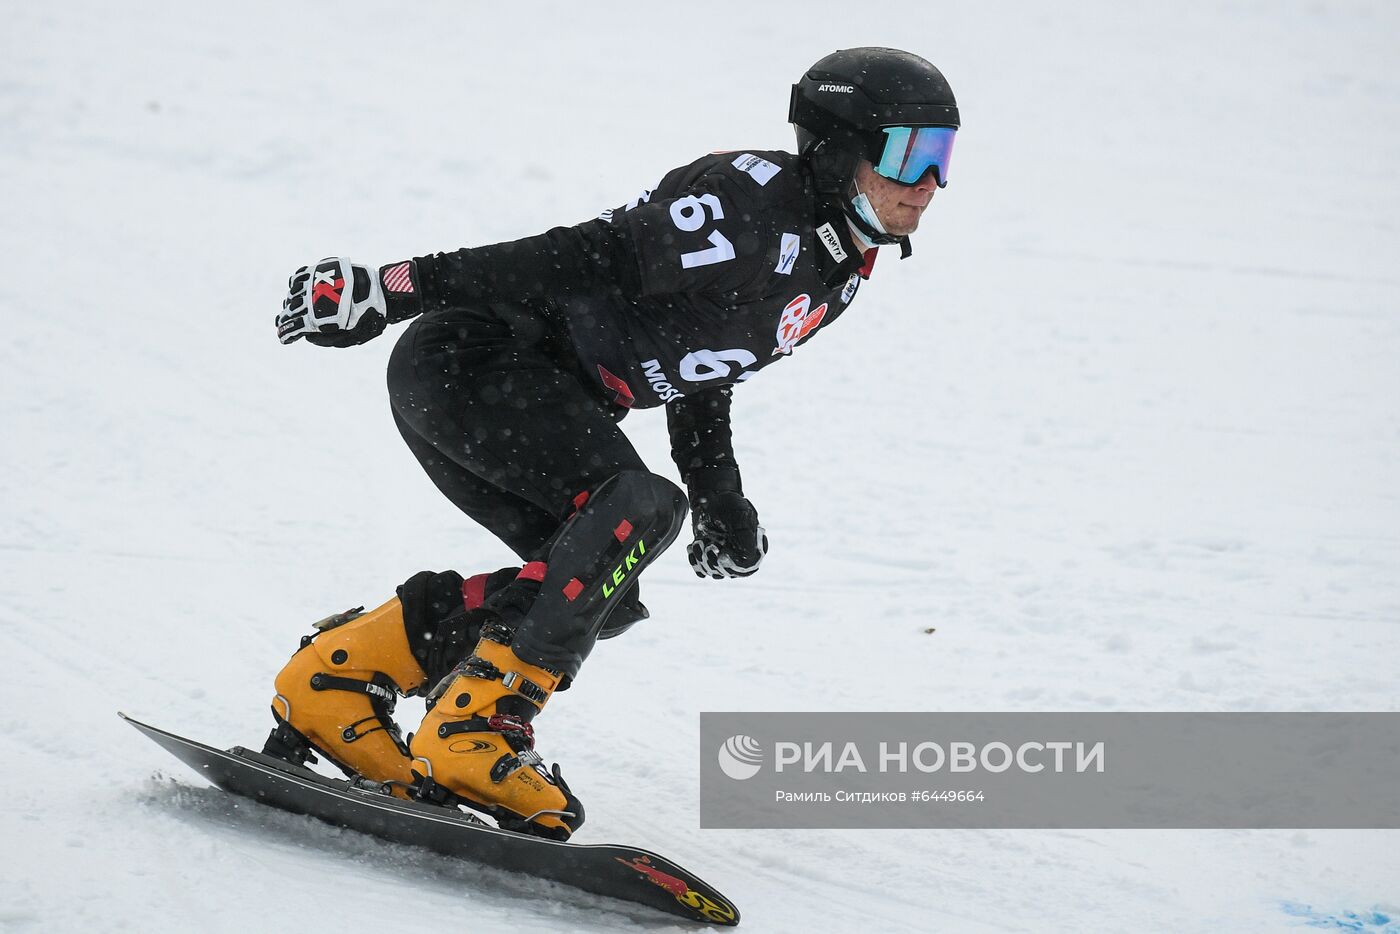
[387,149,877,562]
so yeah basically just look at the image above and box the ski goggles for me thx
[873,125,956,188]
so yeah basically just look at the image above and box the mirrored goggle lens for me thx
[875,126,956,187]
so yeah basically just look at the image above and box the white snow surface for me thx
[3,2,1398,931]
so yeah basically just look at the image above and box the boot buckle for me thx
[311,606,366,633]
[502,671,548,704]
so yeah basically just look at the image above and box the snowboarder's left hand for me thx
[276,257,388,347]
[688,489,767,579]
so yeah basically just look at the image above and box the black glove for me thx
[687,469,767,579]
[275,257,387,347]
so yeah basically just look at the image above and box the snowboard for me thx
[120,712,739,926]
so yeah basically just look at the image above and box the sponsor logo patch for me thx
[816,222,848,263]
[841,272,860,304]
[447,739,498,754]
[817,83,855,93]
[602,538,647,599]
[642,358,685,402]
[773,293,828,355]
[311,262,344,319]
[731,153,781,186]
[775,232,800,275]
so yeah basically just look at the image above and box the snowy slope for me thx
[3,1,1398,931]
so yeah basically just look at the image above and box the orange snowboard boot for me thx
[411,611,583,839]
[265,599,427,795]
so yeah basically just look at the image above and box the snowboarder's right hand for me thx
[276,257,388,347]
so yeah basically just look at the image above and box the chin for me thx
[889,209,925,237]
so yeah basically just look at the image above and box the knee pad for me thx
[510,470,687,678]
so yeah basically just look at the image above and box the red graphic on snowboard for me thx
[616,855,690,897]
[615,855,738,923]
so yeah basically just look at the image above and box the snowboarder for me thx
[267,47,959,840]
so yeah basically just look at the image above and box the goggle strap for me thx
[789,90,885,163]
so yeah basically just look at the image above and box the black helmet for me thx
[789,48,959,247]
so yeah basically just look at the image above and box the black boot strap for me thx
[457,656,548,705]
[339,715,408,753]
[436,714,536,749]
[308,672,399,708]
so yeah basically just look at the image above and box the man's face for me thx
[851,159,938,237]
